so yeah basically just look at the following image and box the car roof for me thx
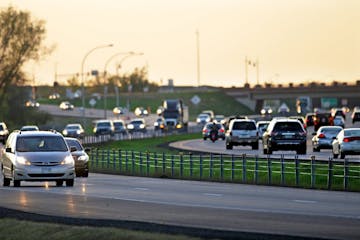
[16,130,62,137]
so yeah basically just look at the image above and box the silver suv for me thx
[225,119,259,150]
[1,131,75,187]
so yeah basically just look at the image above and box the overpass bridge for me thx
[226,83,360,112]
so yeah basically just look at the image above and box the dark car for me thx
[312,126,342,152]
[331,108,346,120]
[0,122,9,144]
[352,111,360,124]
[127,118,147,133]
[154,117,167,131]
[93,120,115,136]
[202,122,225,140]
[62,123,85,138]
[305,113,315,127]
[262,118,307,154]
[313,112,333,131]
[65,137,89,177]
[113,120,127,135]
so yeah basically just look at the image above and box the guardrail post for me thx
[154,152,158,174]
[139,152,143,176]
[162,152,166,175]
[220,154,224,181]
[96,148,99,168]
[344,158,349,191]
[200,154,203,180]
[190,153,193,178]
[295,156,299,187]
[242,154,247,183]
[125,150,128,172]
[101,149,105,168]
[311,156,316,188]
[171,154,174,177]
[112,149,116,170]
[210,153,214,179]
[146,152,150,177]
[107,149,110,169]
[327,157,333,190]
[119,149,122,172]
[131,151,135,175]
[267,155,272,185]
[281,154,285,185]
[254,155,259,184]
[180,153,184,178]
[231,155,235,181]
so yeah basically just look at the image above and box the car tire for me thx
[66,179,74,187]
[263,148,267,154]
[56,180,63,187]
[333,150,338,159]
[3,176,10,187]
[203,137,207,140]
[297,145,307,155]
[252,142,259,150]
[340,151,345,159]
[14,180,21,187]
[313,147,320,152]
[267,147,273,154]
[83,171,89,177]
[226,142,233,150]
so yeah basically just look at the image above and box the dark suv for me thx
[262,118,307,154]
[313,112,332,131]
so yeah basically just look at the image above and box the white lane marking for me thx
[293,200,317,204]
[203,193,223,197]
[134,188,149,191]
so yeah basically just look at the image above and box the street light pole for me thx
[103,52,144,119]
[81,44,113,123]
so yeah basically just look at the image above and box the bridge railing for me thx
[88,149,360,192]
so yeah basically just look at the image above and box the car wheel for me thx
[83,171,89,177]
[263,148,267,154]
[66,179,74,187]
[14,180,21,187]
[333,149,338,159]
[252,142,259,150]
[340,151,345,159]
[3,176,10,187]
[226,142,233,150]
[203,137,207,140]
[267,147,273,154]
[56,180,63,187]
[313,147,320,152]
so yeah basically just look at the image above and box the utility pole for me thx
[245,56,248,85]
[196,29,200,87]
[256,58,259,85]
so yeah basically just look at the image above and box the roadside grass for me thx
[0,218,203,240]
[38,89,254,119]
[88,135,360,192]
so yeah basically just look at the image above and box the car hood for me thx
[17,151,70,163]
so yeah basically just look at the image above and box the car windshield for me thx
[321,128,341,135]
[233,122,256,130]
[16,136,68,152]
[274,122,303,132]
[97,122,111,127]
[131,121,143,125]
[114,122,124,127]
[65,139,83,151]
[0,125,3,131]
[67,125,80,130]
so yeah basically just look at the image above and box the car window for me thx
[273,122,303,132]
[97,122,111,127]
[233,122,256,130]
[322,128,341,135]
[16,136,68,152]
[344,130,360,136]
[66,139,83,151]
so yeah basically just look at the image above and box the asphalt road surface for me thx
[0,173,359,239]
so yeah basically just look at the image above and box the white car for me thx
[332,128,360,159]
[59,101,74,110]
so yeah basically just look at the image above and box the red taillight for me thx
[343,137,360,142]
[318,133,325,138]
[219,128,225,133]
[203,129,208,133]
[343,137,350,142]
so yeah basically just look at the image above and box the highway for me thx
[1,173,360,239]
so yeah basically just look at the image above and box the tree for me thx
[0,6,50,102]
[0,6,52,126]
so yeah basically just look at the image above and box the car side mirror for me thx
[85,148,91,153]
[5,147,12,153]
[70,146,77,152]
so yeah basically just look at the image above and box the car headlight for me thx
[140,124,145,129]
[61,155,74,165]
[93,128,97,133]
[127,124,134,129]
[76,130,81,134]
[16,156,31,166]
[154,122,159,127]
[78,155,88,161]
[62,130,68,135]
[143,110,148,115]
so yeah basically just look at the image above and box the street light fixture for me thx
[103,51,144,118]
[81,43,113,122]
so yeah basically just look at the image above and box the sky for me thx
[2,0,360,87]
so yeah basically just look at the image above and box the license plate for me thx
[41,167,52,173]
